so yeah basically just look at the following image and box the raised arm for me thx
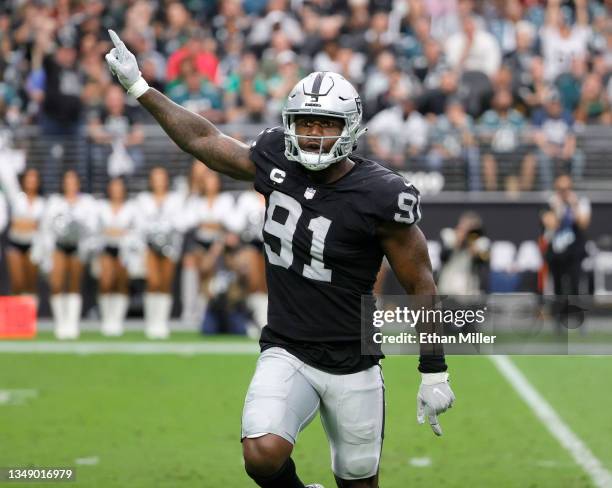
[105,30,255,181]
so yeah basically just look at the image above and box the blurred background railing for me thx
[5,124,612,195]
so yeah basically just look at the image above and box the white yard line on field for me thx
[409,457,432,468]
[0,342,259,355]
[74,456,99,466]
[0,389,38,405]
[490,355,612,488]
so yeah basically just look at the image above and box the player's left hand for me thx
[417,372,455,436]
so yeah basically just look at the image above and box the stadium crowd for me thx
[0,0,609,338]
[0,0,610,192]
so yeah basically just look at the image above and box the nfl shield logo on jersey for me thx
[304,187,316,199]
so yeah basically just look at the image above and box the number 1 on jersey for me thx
[263,191,332,282]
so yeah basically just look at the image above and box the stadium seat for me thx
[489,241,519,293]
[593,251,612,299]
[515,241,542,272]
[515,240,543,293]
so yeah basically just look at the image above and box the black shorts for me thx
[194,238,214,252]
[184,230,215,254]
[7,238,31,254]
[247,239,264,253]
[103,245,120,258]
[56,242,78,255]
[147,242,166,258]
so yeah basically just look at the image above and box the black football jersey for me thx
[250,127,422,373]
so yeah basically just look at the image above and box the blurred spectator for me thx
[201,232,253,335]
[166,31,220,85]
[541,174,591,332]
[363,50,399,109]
[0,82,22,128]
[417,70,461,116]
[79,32,112,112]
[460,69,493,118]
[156,1,193,57]
[87,85,144,176]
[437,211,490,295]
[445,14,501,78]
[516,56,554,115]
[532,91,584,190]
[478,89,535,191]
[247,0,304,50]
[371,67,417,118]
[398,15,431,62]
[540,0,590,82]
[574,73,611,125]
[427,98,481,191]
[39,40,85,136]
[364,11,394,55]
[299,5,325,57]
[425,0,462,41]
[223,51,267,123]
[412,39,450,90]
[367,97,429,168]
[342,1,370,54]
[260,29,294,79]
[166,61,223,123]
[211,0,251,44]
[555,57,588,113]
[503,20,537,86]
[486,0,524,56]
[313,39,366,84]
[265,51,303,124]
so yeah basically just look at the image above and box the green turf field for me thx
[1,333,611,487]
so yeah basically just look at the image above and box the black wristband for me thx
[418,354,448,373]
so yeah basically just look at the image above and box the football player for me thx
[106,30,455,488]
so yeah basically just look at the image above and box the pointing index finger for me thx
[108,30,126,57]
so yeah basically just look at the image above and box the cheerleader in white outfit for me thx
[0,192,7,239]
[5,168,45,306]
[97,177,137,336]
[181,163,234,326]
[233,191,267,338]
[43,170,97,339]
[137,167,185,339]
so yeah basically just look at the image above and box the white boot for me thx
[109,293,128,336]
[154,293,172,339]
[180,266,200,326]
[99,294,113,336]
[51,294,67,339]
[246,292,268,339]
[64,293,81,340]
[144,292,157,339]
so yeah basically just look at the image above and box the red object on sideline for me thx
[0,296,37,339]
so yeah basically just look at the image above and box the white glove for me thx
[105,30,149,99]
[417,372,455,436]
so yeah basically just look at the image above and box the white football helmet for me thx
[282,71,366,171]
